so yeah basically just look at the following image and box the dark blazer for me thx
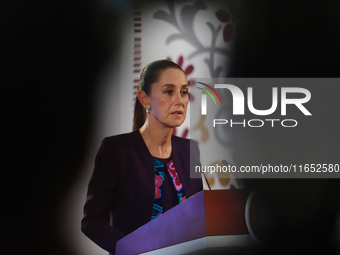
[81,130,203,254]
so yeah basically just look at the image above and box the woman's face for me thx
[148,68,189,128]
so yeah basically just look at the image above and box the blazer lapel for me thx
[131,131,155,224]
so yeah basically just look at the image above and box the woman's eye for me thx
[165,90,173,94]
[181,90,189,95]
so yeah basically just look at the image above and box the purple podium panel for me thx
[116,190,250,255]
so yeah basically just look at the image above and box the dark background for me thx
[230,1,340,254]
[3,0,118,254]
[3,0,340,254]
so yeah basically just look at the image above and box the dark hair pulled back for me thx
[133,59,184,131]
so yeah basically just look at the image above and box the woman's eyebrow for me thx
[162,84,189,88]
[162,84,175,88]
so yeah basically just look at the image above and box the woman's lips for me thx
[171,111,183,115]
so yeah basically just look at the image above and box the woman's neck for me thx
[139,120,173,159]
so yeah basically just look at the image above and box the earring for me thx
[146,106,150,114]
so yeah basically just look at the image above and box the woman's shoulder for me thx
[101,130,141,148]
[104,130,138,140]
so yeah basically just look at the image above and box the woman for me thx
[81,59,203,255]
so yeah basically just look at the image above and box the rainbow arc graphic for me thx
[196,82,222,115]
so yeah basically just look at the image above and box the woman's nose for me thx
[174,91,184,105]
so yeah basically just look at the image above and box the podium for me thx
[116,189,257,255]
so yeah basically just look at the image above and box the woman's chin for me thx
[171,120,185,128]
[162,120,185,129]
[158,116,186,129]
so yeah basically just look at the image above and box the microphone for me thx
[222,159,234,167]
[201,172,211,190]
